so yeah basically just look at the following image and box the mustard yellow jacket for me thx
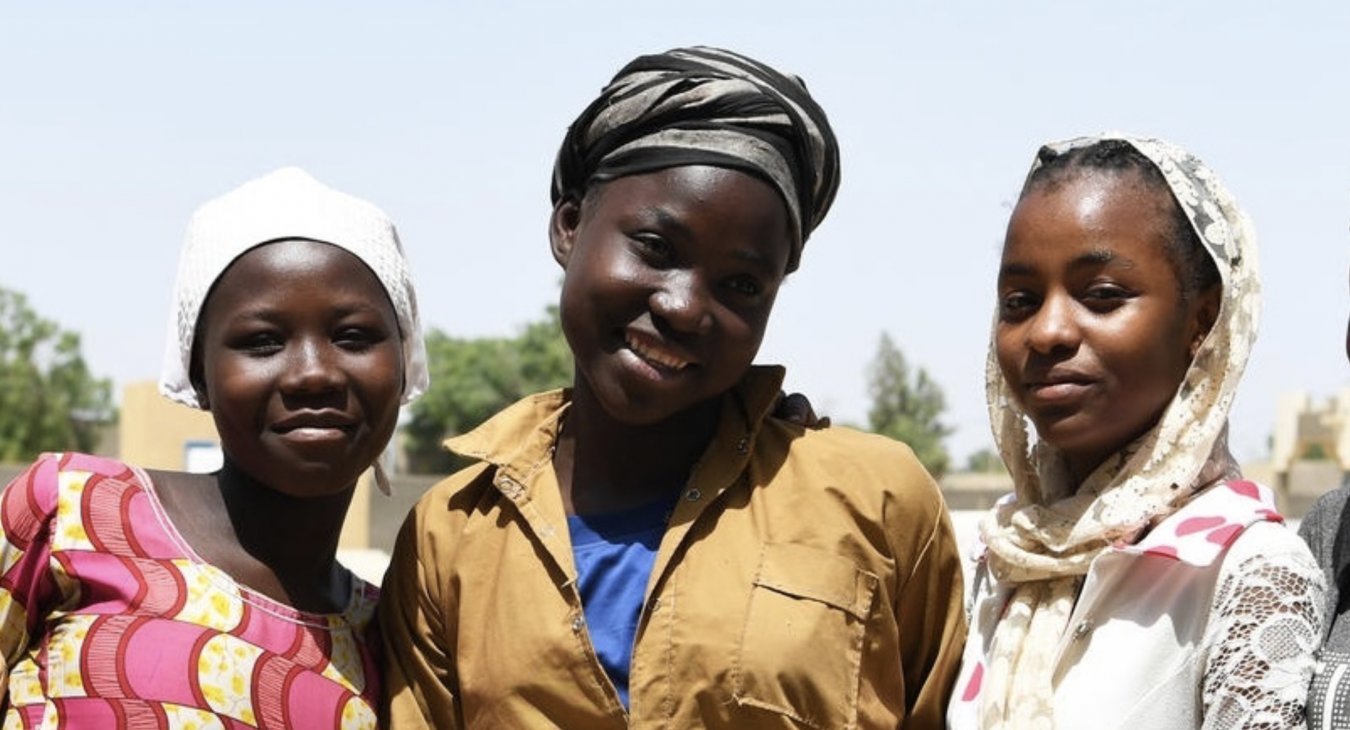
[380,366,967,729]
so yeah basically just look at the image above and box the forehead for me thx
[589,165,786,208]
[203,239,391,312]
[223,238,375,280]
[586,166,793,246]
[1002,173,1179,273]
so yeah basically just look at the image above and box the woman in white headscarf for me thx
[0,167,427,729]
[947,133,1324,730]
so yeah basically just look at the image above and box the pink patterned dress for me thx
[0,452,380,729]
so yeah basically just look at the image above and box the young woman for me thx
[379,46,967,729]
[0,167,427,729]
[947,134,1324,729]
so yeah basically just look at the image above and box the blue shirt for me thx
[567,495,674,709]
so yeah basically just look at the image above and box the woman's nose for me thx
[1025,293,1078,354]
[650,271,714,335]
[281,339,344,393]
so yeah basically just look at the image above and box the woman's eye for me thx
[998,292,1036,319]
[234,332,283,355]
[1082,285,1132,308]
[335,327,382,350]
[632,233,673,260]
[726,275,763,298]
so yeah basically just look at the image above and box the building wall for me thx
[119,381,220,470]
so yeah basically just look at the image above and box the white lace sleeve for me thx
[1201,530,1325,730]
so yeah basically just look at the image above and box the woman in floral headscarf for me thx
[947,133,1324,730]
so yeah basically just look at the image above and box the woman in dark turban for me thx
[380,46,966,730]
[551,46,839,272]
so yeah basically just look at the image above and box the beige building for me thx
[1263,390,1350,517]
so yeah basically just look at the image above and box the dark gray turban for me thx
[551,46,841,273]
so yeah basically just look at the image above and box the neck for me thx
[555,378,722,514]
[215,460,352,580]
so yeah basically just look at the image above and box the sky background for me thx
[2,3,1348,466]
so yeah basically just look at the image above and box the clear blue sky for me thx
[2,3,1347,464]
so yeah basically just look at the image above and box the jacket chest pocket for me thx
[733,542,877,730]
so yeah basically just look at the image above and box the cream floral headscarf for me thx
[977,133,1261,729]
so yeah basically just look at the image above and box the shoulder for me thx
[8,451,134,483]
[765,420,931,469]
[768,423,942,498]
[412,462,498,513]
[1298,483,1349,545]
[1225,519,1318,566]
[757,424,953,551]
[3,452,142,541]
[1123,480,1286,566]
[1211,520,1324,631]
[4,452,139,504]
[1216,512,1322,604]
[398,462,501,553]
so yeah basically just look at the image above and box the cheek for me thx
[202,354,268,400]
[365,346,405,393]
[720,297,778,362]
[992,328,1022,383]
[366,348,407,416]
[1106,321,1191,402]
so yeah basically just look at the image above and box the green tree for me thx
[1303,443,1330,461]
[404,305,573,473]
[0,287,113,462]
[964,447,1007,474]
[864,332,952,478]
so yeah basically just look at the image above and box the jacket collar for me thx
[442,365,788,487]
[438,366,789,583]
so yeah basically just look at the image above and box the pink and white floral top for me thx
[949,480,1325,730]
[0,452,379,729]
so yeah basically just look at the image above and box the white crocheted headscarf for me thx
[977,133,1261,728]
[158,166,429,410]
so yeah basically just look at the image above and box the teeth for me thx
[628,337,689,371]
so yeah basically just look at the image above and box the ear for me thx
[1188,283,1222,359]
[189,358,210,410]
[549,197,582,269]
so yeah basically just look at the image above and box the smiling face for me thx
[551,165,793,425]
[193,239,404,497]
[995,171,1218,480]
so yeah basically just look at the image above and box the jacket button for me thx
[571,615,584,633]
[685,488,702,502]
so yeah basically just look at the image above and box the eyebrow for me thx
[645,206,781,271]
[1000,247,1134,278]
[647,206,692,237]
